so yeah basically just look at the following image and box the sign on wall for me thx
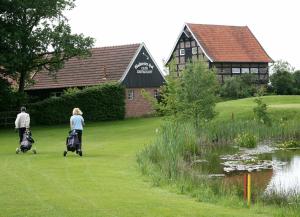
[122,46,165,88]
[134,52,154,74]
[135,62,154,74]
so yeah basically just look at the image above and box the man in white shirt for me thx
[15,106,30,143]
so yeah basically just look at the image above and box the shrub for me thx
[220,74,257,99]
[292,70,300,94]
[253,97,272,126]
[29,83,125,125]
[270,70,295,95]
[63,87,81,96]
[0,77,28,112]
[234,133,257,148]
[154,60,219,129]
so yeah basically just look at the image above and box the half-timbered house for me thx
[166,23,273,83]
[26,43,165,117]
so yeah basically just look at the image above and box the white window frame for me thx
[241,68,250,74]
[179,49,185,56]
[232,68,240,74]
[127,89,134,100]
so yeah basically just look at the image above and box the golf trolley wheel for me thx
[78,150,83,157]
[63,150,67,157]
[16,148,20,154]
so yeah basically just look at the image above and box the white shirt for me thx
[15,112,30,129]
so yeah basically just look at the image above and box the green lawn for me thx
[0,96,299,217]
[216,95,300,121]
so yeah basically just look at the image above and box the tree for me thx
[270,60,296,95]
[180,61,219,128]
[293,70,300,94]
[220,74,257,99]
[0,0,95,93]
[270,71,294,95]
[150,60,219,129]
[270,60,295,74]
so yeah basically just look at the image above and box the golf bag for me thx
[19,131,35,153]
[66,130,80,152]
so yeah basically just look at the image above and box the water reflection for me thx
[265,154,300,196]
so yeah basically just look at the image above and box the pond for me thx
[194,145,300,197]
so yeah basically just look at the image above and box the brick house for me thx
[26,43,165,117]
[166,23,273,83]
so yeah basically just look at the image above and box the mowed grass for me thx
[215,95,300,121]
[0,95,299,217]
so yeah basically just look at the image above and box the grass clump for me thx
[234,133,257,148]
[137,96,300,213]
[276,140,300,149]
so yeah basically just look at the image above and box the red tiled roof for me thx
[186,23,272,62]
[27,44,141,90]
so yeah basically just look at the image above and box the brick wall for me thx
[125,88,157,118]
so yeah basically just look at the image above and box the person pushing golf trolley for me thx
[64,108,84,157]
[15,106,36,154]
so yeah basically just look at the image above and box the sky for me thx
[65,0,300,71]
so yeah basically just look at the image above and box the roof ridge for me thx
[186,22,247,28]
[91,43,141,50]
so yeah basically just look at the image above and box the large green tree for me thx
[153,60,219,129]
[0,0,95,93]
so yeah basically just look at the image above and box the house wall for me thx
[168,27,269,84]
[211,62,269,84]
[125,88,157,118]
[168,26,210,74]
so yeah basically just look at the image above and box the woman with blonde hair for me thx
[67,108,85,156]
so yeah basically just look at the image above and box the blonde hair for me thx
[72,108,83,115]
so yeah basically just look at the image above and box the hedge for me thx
[29,83,125,125]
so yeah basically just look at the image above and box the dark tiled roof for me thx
[187,23,273,62]
[27,44,140,90]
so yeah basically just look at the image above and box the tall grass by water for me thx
[137,96,300,215]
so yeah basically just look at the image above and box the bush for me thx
[29,83,125,125]
[253,97,272,126]
[155,60,219,129]
[220,74,257,99]
[234,133,257,148]
[270,70,295,95]
[0,77,28,112]
[292,70,300,94]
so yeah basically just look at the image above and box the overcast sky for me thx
[65,0,300,70]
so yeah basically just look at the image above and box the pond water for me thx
[264,150,300,196]
[194,146,300,197]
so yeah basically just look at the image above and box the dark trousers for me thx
[18,128,26,143]
[75,130,82,150]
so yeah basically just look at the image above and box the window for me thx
[232,68,240,74]
[192,47,197,55]
[241,68,250,73]
[250,68,258,73]
[179,49,185,56]
[154,89,159,99]
[127,89,134,100]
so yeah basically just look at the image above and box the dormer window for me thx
[180,49,185,56]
